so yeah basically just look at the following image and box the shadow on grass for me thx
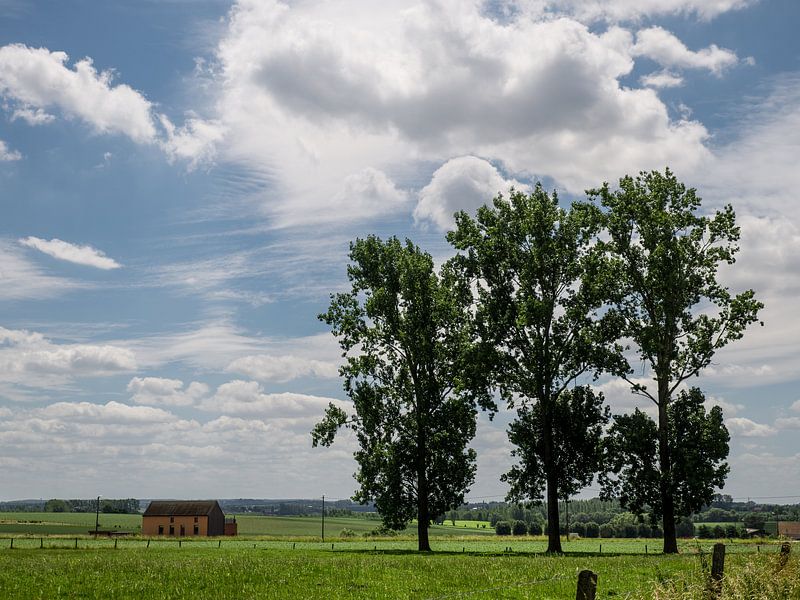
[327,548,660,558]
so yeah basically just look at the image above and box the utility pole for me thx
[95,496,101,536]
[321,495,325,542]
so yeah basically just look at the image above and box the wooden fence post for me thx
[114,538,118,549]
[9,538,13,549]
[147,539,150,548]
[576,570,597,600]
[705,542,726,598]
[779,542,791,570]
[40,538,43,549]
[75,538,78,549]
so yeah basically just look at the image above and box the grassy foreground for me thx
[0,541,796,599]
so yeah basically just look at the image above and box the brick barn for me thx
[765,521,800,540]
[142,500,236,537]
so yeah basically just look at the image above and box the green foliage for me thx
[494,521,511,535]
[592,169,762,552]
[503,386,609,503]
[511,520,528,536]
[312,236,495,551]
[448,185,622,553]
[585,522,600,538]
[44,500,71,513]
[603,388,730,526]
[599,523,615,538]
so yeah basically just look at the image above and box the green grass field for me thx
[0,542,794,599]
[0,511,792,600]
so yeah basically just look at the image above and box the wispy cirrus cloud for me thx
[19,237,122,270]
[0,239,82,300]
[0,138,21,160]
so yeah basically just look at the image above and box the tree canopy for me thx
[602,387,730,525]
[312,235,494,551]
[591,168,763,553]
[447,185,622,553]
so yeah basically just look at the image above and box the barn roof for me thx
[143,500,221,517]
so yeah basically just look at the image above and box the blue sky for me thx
[1,0,799,503]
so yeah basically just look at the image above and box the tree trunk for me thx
[417,468,431,552]
[658,381,678,554]
[545,471,562,553]
[543,396,562,554]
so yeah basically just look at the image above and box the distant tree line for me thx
[314,169,763,553]
[43,498,140,514]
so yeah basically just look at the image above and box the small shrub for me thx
[584,522,600,538]
[599,523,615,538]
[339,528,356,538]
[495,521,511,535]
[527,521,542,536]
[511,520,527,536]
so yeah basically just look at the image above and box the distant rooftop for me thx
[142,500,221,517]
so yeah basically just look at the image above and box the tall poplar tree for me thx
[591,169,763,554]
[448,186,622,553]
[312,235,494,552]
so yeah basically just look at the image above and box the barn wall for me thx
[142,515,210,536]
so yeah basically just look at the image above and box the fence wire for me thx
[423,574,573,600]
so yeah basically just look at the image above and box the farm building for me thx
[764,521,800,540]
[142,500,237,537]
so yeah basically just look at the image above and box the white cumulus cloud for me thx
[10,106,55,125]
[414,156,525,231]
[207,0,714,226]
[19,237,122,270]
[226,354,338,383]
[0,326,136,393]
[726,417,777,438]
[0,44,222,168]
[633,26,739,75]
[127,377,210,407]
[199,379,349,417]
[640,70,684,88]
[0,44,157,143]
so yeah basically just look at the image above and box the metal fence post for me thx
[576,570,597,600]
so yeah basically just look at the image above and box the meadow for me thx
[0,513,497,538]
[0,512,795,598]
[0,541,795,599]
